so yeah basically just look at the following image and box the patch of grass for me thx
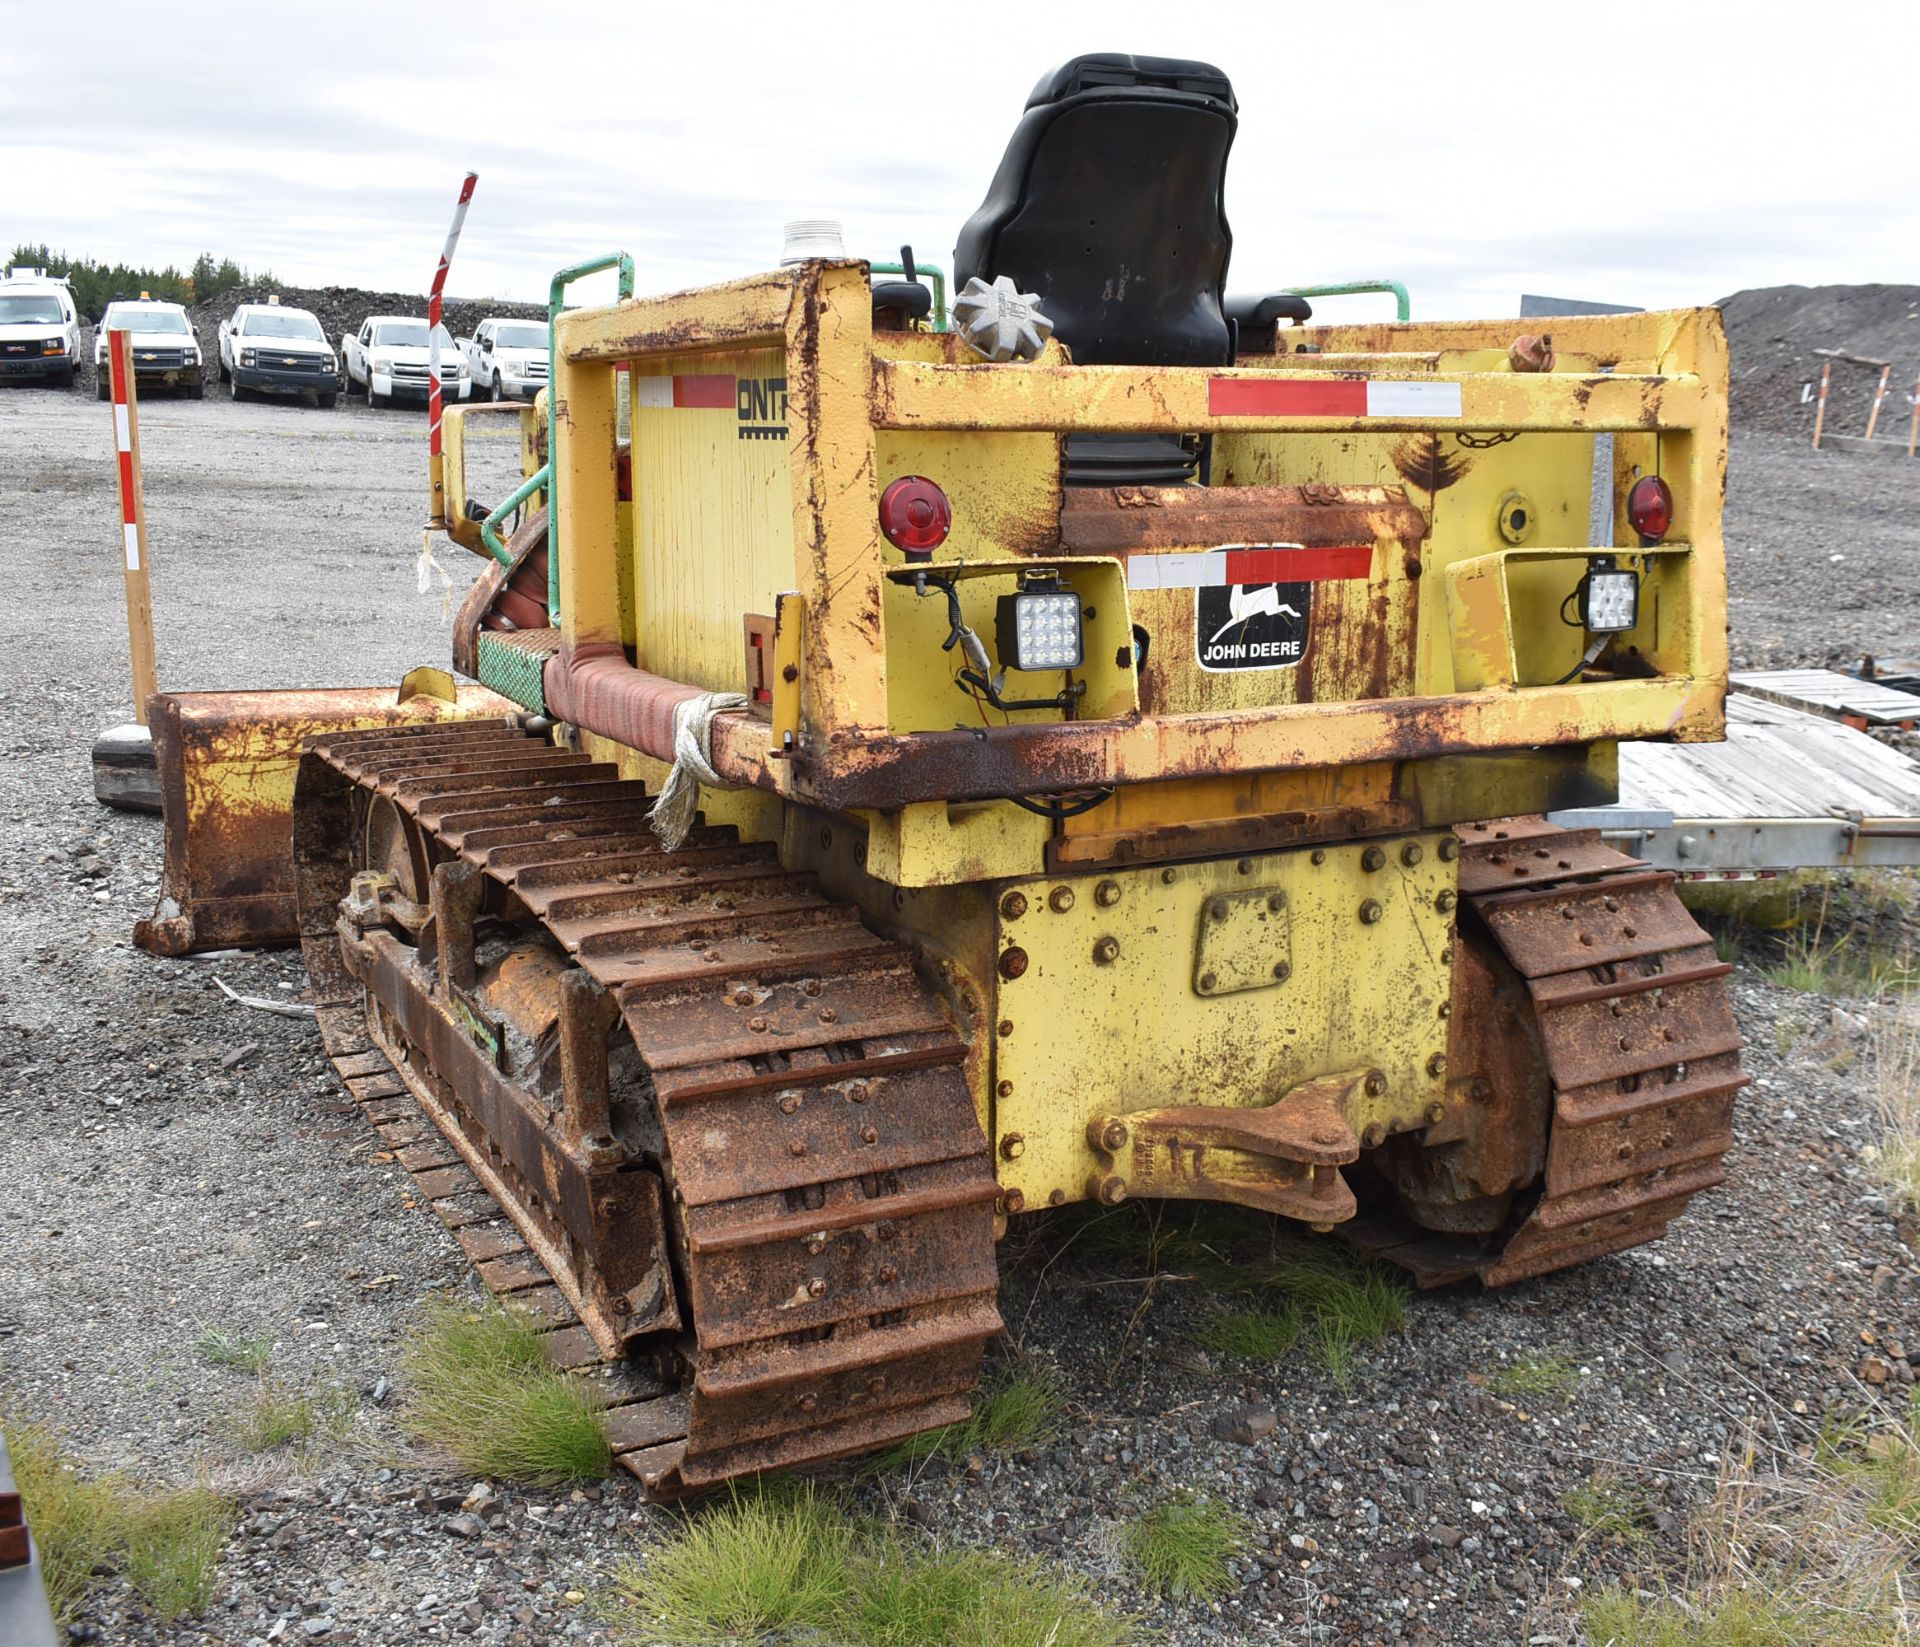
[195,1326,271,1374]
[602,1486,1128,1647]
[1711,926,1740,965]
[854,1537,1125,1647]
[1561,1406,1920,1646]
[1767,924,1913,1000]
[400,1298,611,1485]
[870,1359,1061,1470]
[1487,1352,1585,1403]
[123,1488,230,1618]
[4,1413,230,1626]
[1120,1492,1247,1601]
[1251,1242,1408,1386]
[231,1381,352,1453]
[1194,1303,1301,1362]
[1868,1005,1920,1213]
[1562,1473,1658,1543]
[607,1486,853,1644]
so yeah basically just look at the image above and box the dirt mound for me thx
[1720,284,1920,438]
[186,282,544,355]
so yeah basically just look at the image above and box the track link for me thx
[1352,817,1748,1286]
[294,721,1002,1496]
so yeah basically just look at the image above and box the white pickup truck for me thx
[461,317,549,402]
[340,315,470,409]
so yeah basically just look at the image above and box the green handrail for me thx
[1284,279,1411,322]
[547,252,635,620]
[479,461,550,567]
[869,259,949,332]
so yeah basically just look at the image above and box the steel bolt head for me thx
[1095,879,1121,907]
[1099,1119,1129,1152]
[1428,1053,1448,1077]
[1436,889,1458,912]
[1210,898,1230,921]
[797,1393,817,1412]
[877,1264,897,1283]
[1161,867,1178,884]
[1198,970,1218,993]
[807,1235,826,1255]
[1272,961,1292,982]
[1401,841,1424,866]
[1001,890,1028,920]
[806,1277,827,1298]
[1426,1101,1448,1124]
[790,1140,808,1157]
[779,1095,800,1115]
[1092,936,1120,965]
[998,946,1029,981]
[732,988,754,1006]
[803,979,823,997]
[1097,1174,1128,1206]
[1361,1122,1387,1148]
[1002,1188,1025,1214]
[1362,846,1387,872]
[749,1015,769,1032]
[1048,885,1075,913]
[1438,836,1460,861]
[1364,1071,1388,1096]
[1001,1133,1025,1159]
[860,1124,878,1144]
[1311,849,1327,865]
[1237,858,1254,875]
[1267,893,1286,912]
[1359,899,1384,924]
[997,1079,1014,1098]
[998,1018,1014,1037]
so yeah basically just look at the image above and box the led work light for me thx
[995,575,1084,671]
[1579,558,1639,633]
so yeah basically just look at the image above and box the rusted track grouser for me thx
[293,719,1002,1496]
[1349,817,1747,1286]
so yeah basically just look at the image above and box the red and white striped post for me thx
[107,328,158,722]
[1864,362,1892,442]
[1811,360,1832,450]
[426,171,478,531]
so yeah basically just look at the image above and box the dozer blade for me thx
[134,683,518,956]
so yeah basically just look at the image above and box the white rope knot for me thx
[651,691,749,851]
[416,530,455,619]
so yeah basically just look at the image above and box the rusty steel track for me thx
[292,720,1002,1496]
[1352,817,1747,1286]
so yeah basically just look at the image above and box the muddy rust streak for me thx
[1390,435,1470,494]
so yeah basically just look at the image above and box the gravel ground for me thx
[3,378,1918,1647]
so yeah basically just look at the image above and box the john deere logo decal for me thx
[1196,582,1310,672]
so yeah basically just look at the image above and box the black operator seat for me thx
[954,53,1238,485]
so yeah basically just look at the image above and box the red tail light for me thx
[879,475,950,556]
[1626,475,1673,542]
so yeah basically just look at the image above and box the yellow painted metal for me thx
[134,683,519,956]
[860,800,1053,887]
[881,558,1134,734]
[628,346,793,684]
[769,591,803,754]
[574,728,784,844]
[873,330,1063,566]
[990,837,1456,1209]
[440,402,539,557]
[554,356,622,646]
[872,360,1708,434]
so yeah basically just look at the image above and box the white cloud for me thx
[5,0,1916,315]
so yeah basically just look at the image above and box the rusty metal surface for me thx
[1355,818,1747,1286]
[1058,483,1425,555]
[134,685,517,956]
[295,721,1002,1496]
[1089,1072,1366,1226]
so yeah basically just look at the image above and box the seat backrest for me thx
[954,53,1237,369]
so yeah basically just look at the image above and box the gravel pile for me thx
[5,318,1920,1645]
[1720,283,1920,439]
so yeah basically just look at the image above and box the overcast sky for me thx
[6,0,1916,323]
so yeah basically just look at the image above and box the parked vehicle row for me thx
[0,266,550,413]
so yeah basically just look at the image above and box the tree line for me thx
[5,244,278,320]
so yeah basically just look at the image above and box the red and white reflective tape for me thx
[1207,377,1463,419]
[633,373,736,409]
[108,330,141,571]
[427,171,478,456]
[1126,543,1373,590]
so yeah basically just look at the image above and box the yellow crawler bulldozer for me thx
[139,54,1746,1495]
